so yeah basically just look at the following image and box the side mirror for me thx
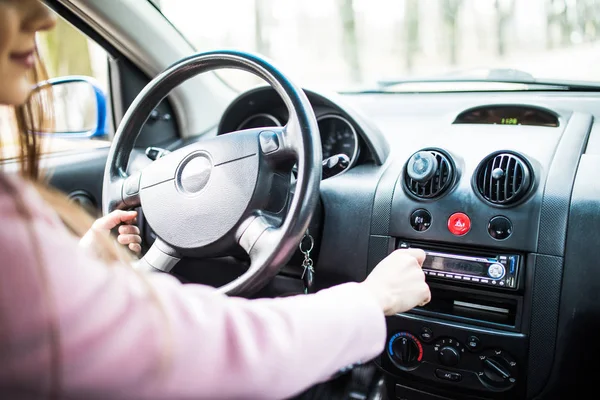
[32,76,108,138]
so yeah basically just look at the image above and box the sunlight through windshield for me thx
[158,0,600,91]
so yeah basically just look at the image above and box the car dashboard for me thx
[214,86,600,399]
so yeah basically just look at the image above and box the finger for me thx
[117,234,142,245]
[119,224,140,235]
[419,285,432,306]
[94,210,138,230]
[128,243,142,254]
[401,248,426,265]
[123,216,138,226]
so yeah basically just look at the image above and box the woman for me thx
[0,1,431,399]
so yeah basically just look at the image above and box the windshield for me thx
[156,0,600,91]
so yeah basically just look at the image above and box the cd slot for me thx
[453,300,510,315]
[411,283,522,330]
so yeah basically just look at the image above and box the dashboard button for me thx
[435,369,462,382]
[410,209,432,232]
[420,327,434,342]
[447,213,471,236]
[467,335,481,350]
[259,130,279,154]
[488,216,513,240]
[507,277,515,287]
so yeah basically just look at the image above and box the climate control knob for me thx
[434,337,465,367]
[388,332,423,370]
[483,357,511,383]
[438,346,460,366]
[477,349,518,389]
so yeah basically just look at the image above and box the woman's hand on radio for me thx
[361,248,431,316]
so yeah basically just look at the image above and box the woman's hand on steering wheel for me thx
[80,210,142,255]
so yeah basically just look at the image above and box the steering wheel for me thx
[102,51,322,296]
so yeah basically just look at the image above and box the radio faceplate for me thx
[398,241,521,290]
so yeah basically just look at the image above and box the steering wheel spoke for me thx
[122,171,142,208]
[217,215,281,295]
[104,50,321,296]
[135,239,181,273]
[236,215,280,257]
[283,113,303,149]
[103,171,142,212]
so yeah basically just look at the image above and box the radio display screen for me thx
[423,255,487,276]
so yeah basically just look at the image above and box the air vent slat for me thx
[500,155,508,202]
[482,161,490,200]
[505,157,514,201]
[495,155,501,202]
[514,162,522,196]
[404,150,455,199]
[490,156,498,202]
[476,152,532,206]
[428,171,434,195]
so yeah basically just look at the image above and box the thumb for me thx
[93,210,138,231]
[399,248,427,266]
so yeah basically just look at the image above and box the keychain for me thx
[299,230,315,294]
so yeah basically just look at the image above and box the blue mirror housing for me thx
[33,75,108,138]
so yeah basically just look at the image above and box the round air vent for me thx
[404,149,455,199]
[475,152,533,206]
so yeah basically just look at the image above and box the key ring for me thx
[299,230,314,255]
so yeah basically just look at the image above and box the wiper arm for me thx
[376,68,540,88]
[340,68,600,94]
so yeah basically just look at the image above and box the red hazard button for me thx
[448,212,471,236]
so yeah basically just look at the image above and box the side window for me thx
[0,12,111,161]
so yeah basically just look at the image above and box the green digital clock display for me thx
[501,118,519,125]
[453,105,560,127]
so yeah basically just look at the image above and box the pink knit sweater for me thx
[0,176,386,399]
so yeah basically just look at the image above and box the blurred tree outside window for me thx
[158,0,600,91]
[1,14,110,161]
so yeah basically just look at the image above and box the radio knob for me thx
[438,346,460,366]
[487,263,506,279]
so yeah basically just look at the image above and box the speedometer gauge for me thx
[317,114,359,166]
[237,113,281,130]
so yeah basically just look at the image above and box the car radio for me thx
[398,241,520,290]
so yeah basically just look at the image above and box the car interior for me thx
[6,0,600,399]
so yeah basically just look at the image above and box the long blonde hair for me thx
[1,49,137,398]
[7,48,126,263]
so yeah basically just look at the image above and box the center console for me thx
[364,114,574,399]
[379,240,529,399]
